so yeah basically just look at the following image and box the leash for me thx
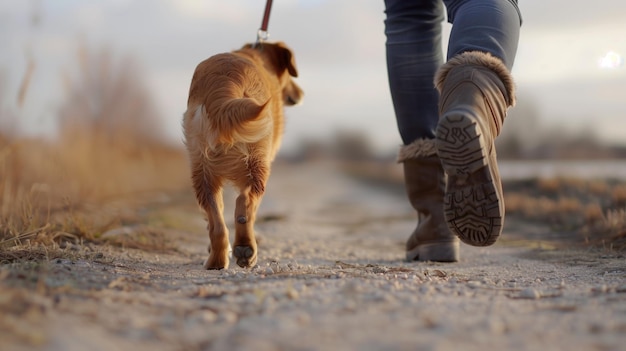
[255,0,273,46]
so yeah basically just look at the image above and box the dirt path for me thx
[1,162,625,351]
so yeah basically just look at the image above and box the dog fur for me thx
[183,42,303,269]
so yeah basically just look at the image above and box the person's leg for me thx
[384,0,444,143]
[445,0,521,67]
[435,0,521,246]
[385,0,459,262]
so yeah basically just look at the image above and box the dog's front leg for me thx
[233,186,263,268]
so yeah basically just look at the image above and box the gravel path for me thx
[2,162,625,351]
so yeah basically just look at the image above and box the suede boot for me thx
[434,51,516,246]
[398,139,460,262]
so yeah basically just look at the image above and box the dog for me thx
[183,41,303,269]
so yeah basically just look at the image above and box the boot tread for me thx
[436,112,503,246]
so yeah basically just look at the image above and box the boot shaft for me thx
[397,139,445,214]
[402,156,445,214]
[398,138,459,261]
[435,51,516,138]
[438,66,507,138]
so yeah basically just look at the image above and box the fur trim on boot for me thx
[397,138,438,163]
[434,51,516,107]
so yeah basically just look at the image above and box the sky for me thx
[1,0,625,154]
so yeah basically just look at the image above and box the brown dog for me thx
[183,42,303,269]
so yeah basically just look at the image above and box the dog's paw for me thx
[233,245,257,268]
[204,252,229,270]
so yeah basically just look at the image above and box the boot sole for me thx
[435,111,503,246]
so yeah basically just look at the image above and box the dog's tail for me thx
[197,97,271,149]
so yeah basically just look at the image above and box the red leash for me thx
[256,0,273,44]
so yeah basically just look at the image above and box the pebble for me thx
[199,310,218,323]
[467,281,482,289]
[518,288,540,299]
[286,287,299,300]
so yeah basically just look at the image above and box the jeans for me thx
[384,0,522,144]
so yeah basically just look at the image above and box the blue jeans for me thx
[384,0,522,144]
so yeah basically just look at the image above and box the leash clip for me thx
[253,0,273,48]
[255,29,270,47]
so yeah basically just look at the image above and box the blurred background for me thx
[1,0,625,158]
[2,0,626,243]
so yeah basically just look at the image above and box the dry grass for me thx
[0,130,190,254]
[504,177,626,250]
[504,194,585,225]
[581,208,626,250]
[0,45,190,259]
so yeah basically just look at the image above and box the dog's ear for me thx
[275,42,298,78]
[242,42,299,77]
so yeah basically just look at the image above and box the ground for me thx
[1,162,625,351]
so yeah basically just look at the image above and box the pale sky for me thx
[1,0,625,154]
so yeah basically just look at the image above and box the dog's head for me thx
[242,41,303,106]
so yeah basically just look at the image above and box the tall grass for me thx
[504,177,626,250]
[0,46,189,252]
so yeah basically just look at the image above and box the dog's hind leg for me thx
[233,161,269,268]
[233,188,261,268]
[192,167,230,269]
[205,188,231,270]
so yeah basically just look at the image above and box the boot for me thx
[434,51,516,247]
[398,139,460,262]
